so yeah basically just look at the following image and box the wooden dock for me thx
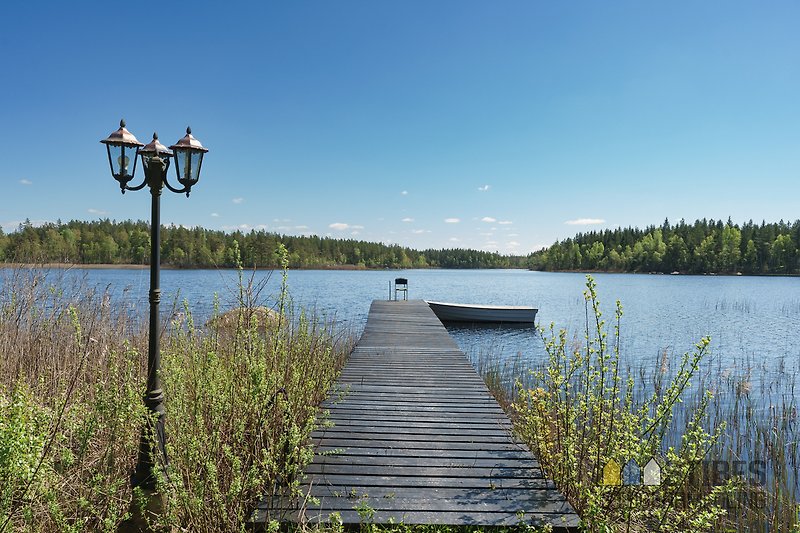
[254,300,578,529]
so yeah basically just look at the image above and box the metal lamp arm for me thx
[162,173,191,196]
[123,176,149,192]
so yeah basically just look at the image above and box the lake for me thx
[48,267,799,380]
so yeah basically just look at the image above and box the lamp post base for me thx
[117,487,165,533]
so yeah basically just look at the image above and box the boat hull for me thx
[425,301,538,324]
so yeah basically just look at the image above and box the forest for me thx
[0,219,526,269]
[529,218,800,275]
[4,218,798,275]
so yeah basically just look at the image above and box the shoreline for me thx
[3,263,797,277]
[528,268,800,278]
[0,262,528,272]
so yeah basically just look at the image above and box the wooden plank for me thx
[311,438,528,451]
[252,509,580,530]
[272,486,558,501]
[254,299,577,529]
[293,473,553,489]
[313,427,515,438]
[320,418,511,430]
[268,496,573,513]
[314,447,532,460]
[305,464,539,478]
[313,455,540,469]
[320,414,511,425]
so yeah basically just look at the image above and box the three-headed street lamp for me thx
[101,120,208,490]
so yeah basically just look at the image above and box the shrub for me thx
[511,276,732,532]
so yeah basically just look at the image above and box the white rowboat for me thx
[425,301,538,324]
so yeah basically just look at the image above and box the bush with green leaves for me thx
[511,276,733,532]
[151,245,352,531]
[0,252,352,532]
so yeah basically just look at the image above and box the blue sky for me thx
[1,1,798,254]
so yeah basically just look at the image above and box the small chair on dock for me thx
[394,278,408,300]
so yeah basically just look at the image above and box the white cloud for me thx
[232,197,244,204]
[507,241,520,247]
[477,184,490,192]
[351,231,360,235]
[210,212,220,217]
[444,218,460,224]
[412,229,430,234]
[565,218,605,225]
[351,225,364,230]
[479,232,493,237]
[19,179,32,186]
[221,224,252,231]
[329,222,349,231]
[481,217,496,223]
[295,225,308,230]
[449,237,460,242]
[2,219,51,233]
[401,190,408,196]
[401,217,414,223]
[508,233,519,237]
[87,208,109,216]
[498,220,513,225]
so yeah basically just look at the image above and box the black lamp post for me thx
[101,120,208,490]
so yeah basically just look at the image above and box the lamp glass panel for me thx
[140,149,167,170]
[108,144,136,177]
[176,149,204,184]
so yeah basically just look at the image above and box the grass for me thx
[0,250,354,532]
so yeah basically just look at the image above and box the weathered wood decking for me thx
[255,300,578,529]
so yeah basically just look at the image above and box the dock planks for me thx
[254,300,578,530]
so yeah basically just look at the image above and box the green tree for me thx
[665,234,689,272]
[742,239,758,274]
[718,224,742,272]
[769,234,795,273]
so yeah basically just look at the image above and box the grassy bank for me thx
[477,276,799,532]
[0,260,354,532]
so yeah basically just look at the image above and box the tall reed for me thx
[0,252,354,532]
[478,276,800,532]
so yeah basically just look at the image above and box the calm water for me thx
[52,267,799,380]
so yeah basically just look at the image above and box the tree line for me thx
[529,218,800,275]
[0,219,526,270]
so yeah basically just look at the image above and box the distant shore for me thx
[1,262,370,271]
[1,262,518,272]
[2,263,796,276]
[528,268,800,278]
